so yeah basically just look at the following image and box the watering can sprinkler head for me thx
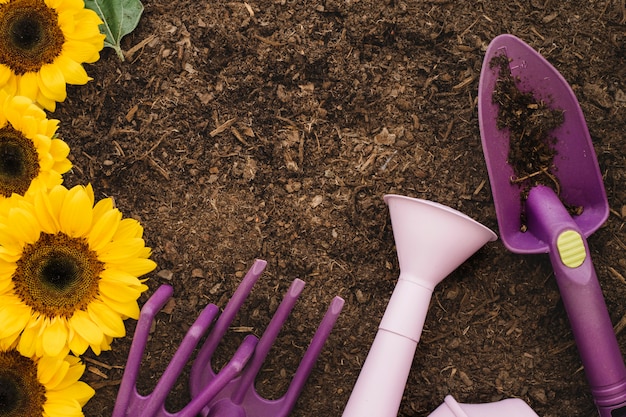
[342,195,496,417]
[384,194,497,291]
[428,395,539,417]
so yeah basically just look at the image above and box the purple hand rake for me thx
[112,259,344,417]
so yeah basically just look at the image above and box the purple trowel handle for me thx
[526,186,626,415]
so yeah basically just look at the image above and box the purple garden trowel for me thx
[478,34,626,416]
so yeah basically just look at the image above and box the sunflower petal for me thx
[68,310,104,348]
[0,224,23,253]
[36,92,57,112]
[115,257,157,276]
[100,268,144,286]
[98,238,146,263]
[42,398,84,417]
[87,208,121,251]
[17,317,45,357]
[16,72,40,101]
[99,294,140,319]
[60,40,100,65]
[0,270,16,293]
[113,218,144,240]
[38,64,67,102]
[83,183,95,205]
[49,381,95,406]
[101,334,113,351]
[47,185,68,217]
[7,207,41,244]
[53,357,85,390]
[67,332,89,356]
[98,279,145,302]
[55,54,90,84]
[37,355,63,385]
[50,138,71,161]
[53,159,73,176]
[0,302,31,338]
[42,317,69,357]
[0,65,12,86]
[87,302,126,337]
[59,186,93,237]
[72,8,105,30]
[38,146,55,171]
[92,197,114,223]
[38,354,70,387]
[33,188,62,233]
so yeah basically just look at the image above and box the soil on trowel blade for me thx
[490,54,582,225]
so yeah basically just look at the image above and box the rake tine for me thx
[230,278,306,404]
[279,295,345,416]
[190,259,267,392]
[141,303,220,416]
[113,285,174,417]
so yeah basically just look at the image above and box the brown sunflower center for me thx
[0,0,65,75]
[0,126,40,198]
[0,350,46,417]
[13,232,104,318]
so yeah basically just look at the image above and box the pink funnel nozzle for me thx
[385,194,497,288]
[342,195,496,417]
[428,395,539,417]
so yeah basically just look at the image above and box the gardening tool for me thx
[478,33,626,416]
[112,259,344,417]
[342,194,497,417]
[188,259,345,417]
[111,284,259,417]
[427,395,539,417]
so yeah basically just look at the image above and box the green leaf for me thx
[85,0,144,61]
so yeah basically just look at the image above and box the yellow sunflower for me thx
[0,0,105,111]
[0,90,71,203]
[0,183,156,357]
[0,347,94,417]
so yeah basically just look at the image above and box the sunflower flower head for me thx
[0,0,105,111]
[0,90,71,204]
[0,183,156,357]
[0,347,94,417]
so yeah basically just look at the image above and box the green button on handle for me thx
[557,230,587,268]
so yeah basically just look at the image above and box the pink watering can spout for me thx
[341,195,541,417]
[342,194,497,417]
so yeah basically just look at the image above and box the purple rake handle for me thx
[526,186,626,415]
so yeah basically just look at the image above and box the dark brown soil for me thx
[57,1,626,416]
[491,54,563,193]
